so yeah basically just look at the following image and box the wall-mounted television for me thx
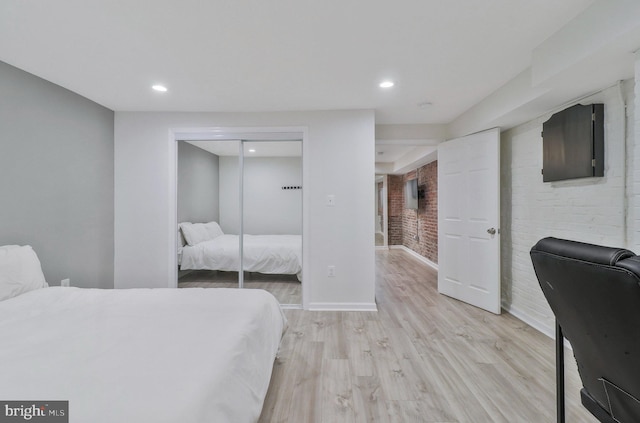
[542,103,604,182]
[404,178,418,209]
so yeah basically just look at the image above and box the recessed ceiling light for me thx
[379,81,394,88]
[152,85,168,92]
[248,149,256,153]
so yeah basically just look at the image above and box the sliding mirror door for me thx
[177,140,241,288]
[177,137,303,306]
[242,141,302,305]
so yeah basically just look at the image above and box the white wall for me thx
[219,156,302,235]
[632,52,640,253]
[500,82,635,336]
[218,155,239,234]
[114,110,376,310]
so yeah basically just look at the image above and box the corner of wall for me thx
[500,82,635,336]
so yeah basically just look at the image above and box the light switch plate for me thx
[327,195,335,207]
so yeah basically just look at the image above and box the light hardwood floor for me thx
[258,248,597,422]
[178,270,301,305]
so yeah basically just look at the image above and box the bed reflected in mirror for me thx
[176,138,302,306]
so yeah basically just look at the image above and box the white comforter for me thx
[0,287,286,423]
[181,234,302,278]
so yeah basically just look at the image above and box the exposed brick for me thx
[388,162,438,263]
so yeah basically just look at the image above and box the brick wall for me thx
[388,175,404,245]
[421,162,438,261]
[501,82,633,336]
[388,161,438,263]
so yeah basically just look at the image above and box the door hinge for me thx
[592,159,596,167]
[592,112,596,121]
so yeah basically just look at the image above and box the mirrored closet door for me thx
[177,140,241,289]
[242,141,302,305]
[177,138,302,306]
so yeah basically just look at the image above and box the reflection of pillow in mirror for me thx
[0,245,49,301]
[177,223,190,248]
[181,222,224,246]
[203,222,224,240]
[179,223,202,246]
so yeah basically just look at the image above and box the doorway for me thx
[375,174,388,247]
[174,129,305,307]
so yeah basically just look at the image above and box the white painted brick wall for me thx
[501,82,635,337]
[632,52,640,252]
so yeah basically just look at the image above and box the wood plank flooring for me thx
[258,248,597,422]
[178,270,301,305]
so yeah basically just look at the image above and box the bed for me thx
[179,222,302,280]
[0,245,286,423]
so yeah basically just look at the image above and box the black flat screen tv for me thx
[404,178,418,210]
[542,103,604,182]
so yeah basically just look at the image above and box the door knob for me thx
[487,228,497,235]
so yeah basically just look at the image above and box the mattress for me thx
[0,287,286,423]
[180,234,302,279]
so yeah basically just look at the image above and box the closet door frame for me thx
[171,127,308,309]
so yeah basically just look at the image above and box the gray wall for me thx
[177,142,219,224]
[0,61,114,288]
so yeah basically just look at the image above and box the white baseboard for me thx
[375,246,389,251]
[308,302,378,312]
[389,245,438,271]
[502,304,554,339]
[502,306,573,351]
[504,304,574,349]
[280,304,303,310]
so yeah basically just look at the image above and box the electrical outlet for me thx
[61,278,70,287]
[327,265,336,277]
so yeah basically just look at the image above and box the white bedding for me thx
[180,234,302,279]
[0,287,286,423]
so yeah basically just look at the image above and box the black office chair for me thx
[530,237,640,423]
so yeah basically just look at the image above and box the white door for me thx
[438,128,501,314]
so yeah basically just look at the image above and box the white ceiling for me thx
[187,140,302,157]
[6,0,640,174]
[376,145,418,164]
[0,0,595,125]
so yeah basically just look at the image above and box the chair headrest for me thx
[531,237,634,266]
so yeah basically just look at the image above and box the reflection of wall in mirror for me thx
[177,142,220,224]
[219,156,302,235]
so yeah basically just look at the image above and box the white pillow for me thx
[179,222,204,246]
[178,223,189,248]
[0,245,20,251]
[180,222,224,246]
[0,245,49,301]
[203,221,224,240]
